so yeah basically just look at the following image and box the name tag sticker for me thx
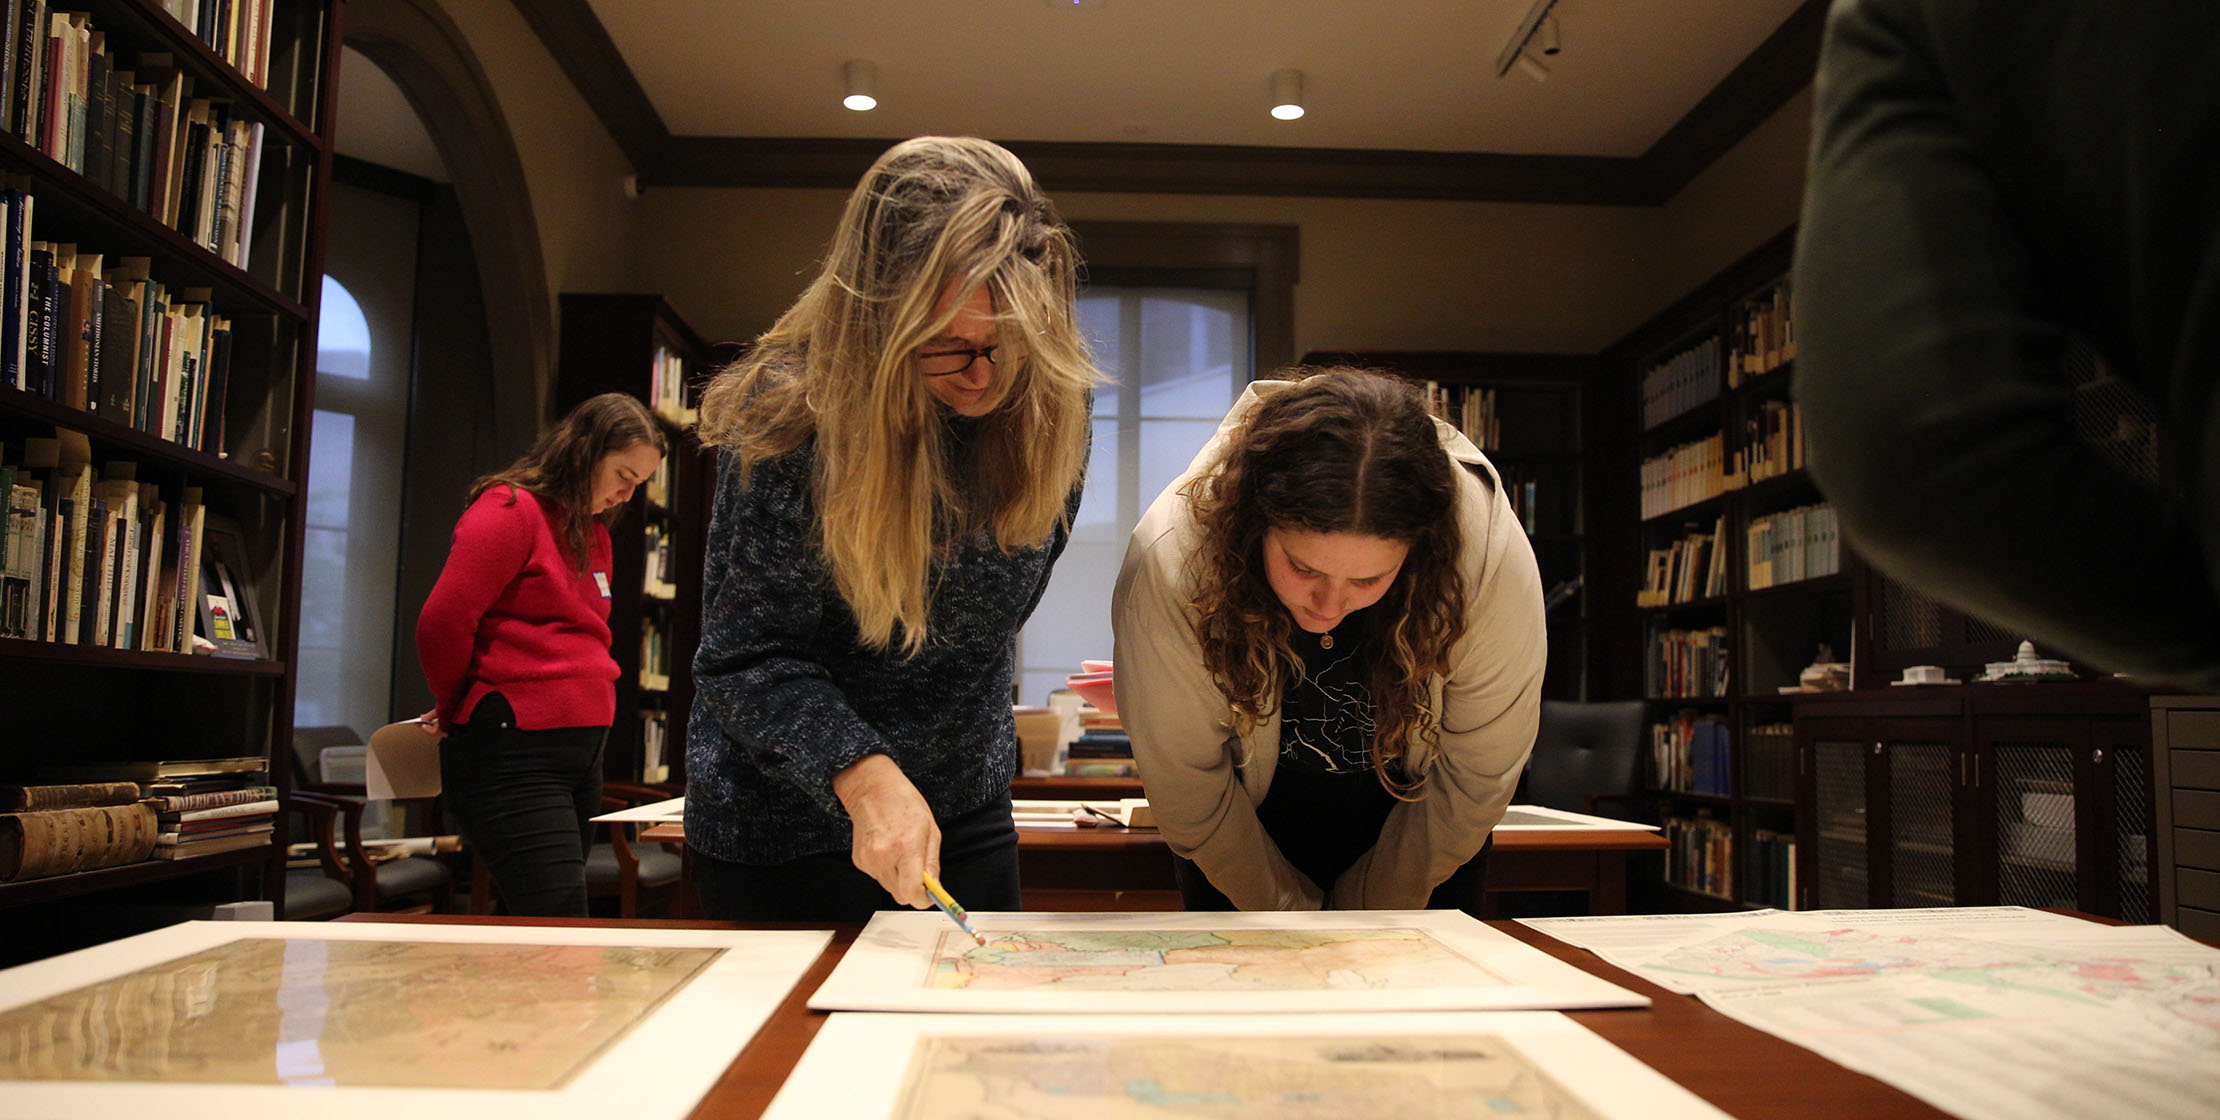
[594,571,612,598]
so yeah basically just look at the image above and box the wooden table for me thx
[336,912,1956,1119]
[645,814,1666,915]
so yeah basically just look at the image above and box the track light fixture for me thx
[1270,68,1305,121]
[1495,0,1561,81]
[843,59,877,111]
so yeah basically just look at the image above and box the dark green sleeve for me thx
[1792,0,2220,688]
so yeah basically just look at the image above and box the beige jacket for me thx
[1110,380,1547,910]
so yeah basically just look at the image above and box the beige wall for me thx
[433,0,644,307]
[634,95,1811,360]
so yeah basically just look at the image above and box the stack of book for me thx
[38,756,272,862]
[0,779,157,881]
[1062,708,1135,778]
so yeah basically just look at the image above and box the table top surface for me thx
[642,819,1668,852]
[337,911,1959,1120]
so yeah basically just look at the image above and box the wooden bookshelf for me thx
[1603,228,1841,909]
[0,0,338,959]
[554,293,732,785]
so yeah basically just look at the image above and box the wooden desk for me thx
[336,912,1953,1119]
[643,817,1666,915]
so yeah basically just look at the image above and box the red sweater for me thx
[416,485,617,731]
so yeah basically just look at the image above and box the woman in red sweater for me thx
[416,392,667,916]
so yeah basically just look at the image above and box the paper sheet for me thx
[813,909,1647,1014]
[364,720,443,799]
[0,920,831,1120]
[763,1011,1731,1120]
[1522,906,2220,1120]
[590,795,686,823]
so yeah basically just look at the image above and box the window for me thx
[1015,287,1251,705]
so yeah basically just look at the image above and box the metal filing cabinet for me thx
[2152,695,2220,939]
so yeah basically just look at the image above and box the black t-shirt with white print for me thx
[1255,610,1396,891]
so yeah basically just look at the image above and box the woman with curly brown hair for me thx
[1111,368,1545,912]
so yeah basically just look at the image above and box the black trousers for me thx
[690,797,1021,923]
[1173,835,1494,917]
[439,692,606,918]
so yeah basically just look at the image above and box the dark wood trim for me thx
[333,152,441,203]
[526,5,1819,203]
[645,136,1654,204]
[506,0,669,170]
[1070,221,1299,376]
[1638,0,1826,196]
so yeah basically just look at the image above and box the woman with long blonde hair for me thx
[1113,368,1545,912]
[687,136,1093,921]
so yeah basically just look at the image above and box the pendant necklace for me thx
[1319,630,1336,650]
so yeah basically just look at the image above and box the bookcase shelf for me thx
[1611,228,1843,911]
[1,0,336,956]
[0,836,271,907]
[0,634,281,674]
[556,293,733,787]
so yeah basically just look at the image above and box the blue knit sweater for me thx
[685,424,1076,864]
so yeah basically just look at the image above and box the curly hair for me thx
[469,392,667,573]
[693,136,1094,655]
[1182,368,1469,798]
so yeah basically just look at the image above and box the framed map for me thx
[762,1011,1731,1120]
[0,920,831,1119]
[811,909,1646,1013]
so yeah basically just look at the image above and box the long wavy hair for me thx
[1183,369,1470,797]
[469,392,668,572]
[694,136,1094,655]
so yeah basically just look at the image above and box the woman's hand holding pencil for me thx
[832,753,940,909]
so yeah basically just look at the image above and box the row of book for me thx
[1637,514,1728,607]
[1744,828,1799,909]
[638,707,670,784]
[647,341,697,425]
[1061,706,1134,778]
[1746,502,1841,590]
[1662,811,1734,899]
[1649,711,1731,796]
[643,517,677,599]
[1638,334,1721,431]
[1645,624,1729,700]
[1726,275,1796,389]
[637,608,672,692]
[1741,721,1796,802]
[5,183,239,453]
[1737,397,1805,484]
[7,4,269,267]
[1497,467,1553,536]
[1419,380,1502,451]
[1638,432,1725,520]
[0,433,255,656]
[148,1,283,88]
[0,755,273,882]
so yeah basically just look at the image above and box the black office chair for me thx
[1520,699,1648,820]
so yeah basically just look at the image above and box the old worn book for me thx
[0,803,159,881]
[0,782,141,812]
[39,756,265,783]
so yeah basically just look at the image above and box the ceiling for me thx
[592,0,1808,157]
[345,0,1824,204]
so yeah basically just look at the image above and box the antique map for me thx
[925,928,1505,991]
[812,910,1648,1013]
[762,1012,1730,1120]
[894,1033,1602,1119]
[1522,906,2220,1120]
[0,937,720,1088]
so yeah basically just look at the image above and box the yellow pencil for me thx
[921,870,987,946]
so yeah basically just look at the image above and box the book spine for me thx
[0,781,141,811]
[162,797,277,823]
[0,803,158,880]
[146,784,276,812]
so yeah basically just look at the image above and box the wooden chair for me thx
[292,785,457,914]
[278,792,356,921]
